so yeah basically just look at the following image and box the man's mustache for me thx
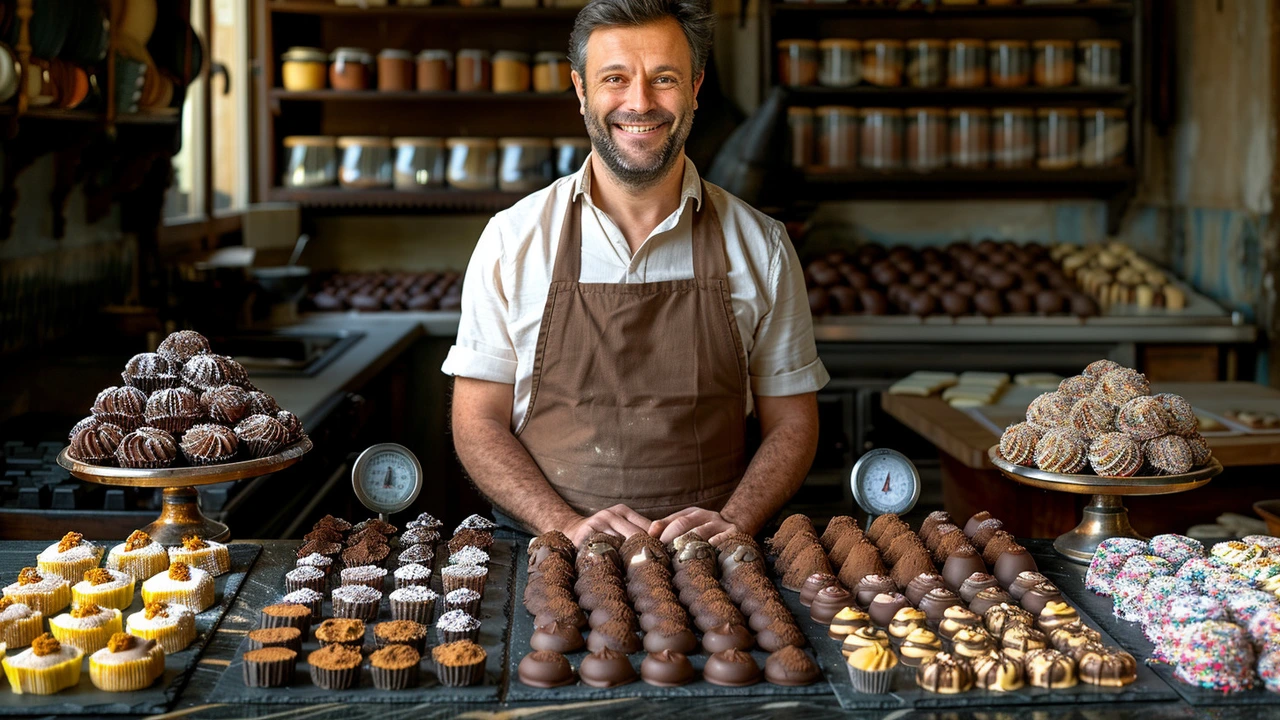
[605,110,675,126]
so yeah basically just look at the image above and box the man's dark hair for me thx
[568,0,715,80]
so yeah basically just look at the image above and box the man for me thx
[443,0,827,546]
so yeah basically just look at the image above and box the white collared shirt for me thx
[442,155,829,430]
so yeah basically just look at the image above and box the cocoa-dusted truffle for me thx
[1116,396,1170,441]
[837,542,888,591]
[757,618,806,652]
[820,516,860,552]
[924,523,962,554]
[932,531,975,566]
[692,600,743,633]
[704,648,761,687]
[781,544,832,591]
[586,619,641,654]
[891,548,937,591]
[764,646,821,686]
[883,532,927,567]
[1070,396,1117,439]
[767,514,813,554]
[866,513,908,546]
[776,531,820,575]
[588,599,637,631]
[1088,432,1144,477]
[1026,392,1073,429]
[981,532,1021,567]
[918,511,954,547]
[1034,428,1088,474]
[640,649,695,687]
[1143,435,1193,475]
[970,520,1005,551]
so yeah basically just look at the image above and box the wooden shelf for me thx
[269,1,581,19]
[0,106,181,126]
[796,167,1136,201]
[268,186,529,212]
[771,1,1134,18]
[269,89,578,113]
[786,85,1133,107]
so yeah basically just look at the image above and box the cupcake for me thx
[315,618,366,650]
[181,354,241,393]
[406,512,443,531]
[397,544,434,568]
[0,598,43,648]
[234,414,290,458]
[243,647,297,687]
[92,386,147,431]
[246,391,280,416]
[37,532,104,584]
[846,642,898,694]
[340,565,388,592]
[432,640,486,687]
[126,601,197,653]
[48,603,123,654]
[370,645,420,690]
[308,644,362,690]
[179,424,239,466]
[114,427,179,469]
[393,563,432,590]
[106,530,170,582]
[142,562,215,613]
[436,610,481,644]
[144,387,203,436]
[444,588,482,618]
[448,547,490,568]
[285,566,327,594]
[168,536,232,576]
[3,567,71,616]
[89,633,165,691]
[296,552,334,578]
[1,633,83,694]
[441,564,488,596]
[374,620,429,654]
[259,603,312,633]
[201,385,251,426]
[68,421,124,465]
[281,588,324,619]
[332,585,381,622]
[157,330,210,364]
[248,626,303,654]
[389,586,438,624]
[122,352,180,393]
[400,527,440,549]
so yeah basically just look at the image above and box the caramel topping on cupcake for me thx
[182,535,209,551]
[107,632,136,652]
[57,532,85,552]
[168,562,192,581]
[0,597,12,611]
[85,568,114,585]
[17,567,42,585]
[144,601,169,620]
[71,603,103,619]
[432,640,487,666]
[32,633,60,656]
[125,530,153,552]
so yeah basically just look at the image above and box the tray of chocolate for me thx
[767,511,1178,710]
[209,514,512,703]
[0,533,261,715]
[507,530,829,700]
[305,271,462,313]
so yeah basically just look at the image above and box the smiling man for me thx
[444,0,828,546]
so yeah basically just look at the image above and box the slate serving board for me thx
[0,540,261,716]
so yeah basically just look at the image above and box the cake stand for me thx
[56,437,312,545]
[987,445,1222,564]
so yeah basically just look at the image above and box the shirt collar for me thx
[572,152,703,212]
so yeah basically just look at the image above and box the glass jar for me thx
[282,136,337,188]
[457,49,492,92]
[987,40,1030,88]
[990,107,1035,169]
[1033,40,1075,87]
[815,106,858,169]
[392,137,446,190]
[776,39,818,87]
[1078,39,1122,87]
[281,47,327,91]
[553,137,591,176]
[534,52,572,93]
[446,138,498,190]
[377,49,414,91]
[493,51,531,93]
[337,136,393,188]
[329,47,373,91]
[905,107,946,172]
[1037,108,1080,170]
[498,137,554,192]
[1081,108,1127,167]
[818,39,861,87]
[416,50,453,91]
[787,106,813,169]
[949,107,990,168]
[947,39,987,88]
[859,107,902,169]
[905,39,944,88]
[863,39,903,87]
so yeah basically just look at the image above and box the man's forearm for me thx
[720,413,818,536]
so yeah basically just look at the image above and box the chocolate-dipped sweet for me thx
[969,587,1014,616]
[1076,646,1137,687]
[853,575,897,609]
[982,533,1021,567]
[938,605,982,641]
[932,531,975,566]
[883,533,926,567]
[950,627,996,660]
[919,588,963,629]
[992,547,1038,588]
[757,618,806,652]
[517,650,576,688]
[1020,581,1064,616]
[1024,648,1077,689]
[703,648,761,687]
[693,600,744,633]
[749,600,791,633]
[963,511,992,538]
[957,572,999,604]
[841,627,890,657]
[798,573,840,607]
[534,599,587,629]
[640,650,695,687]
[809,586,854,624]
[1048,623,1102,656]
[915,652,974,694]
[924,523,962,553]
[530,622,584,653]
[586,619,641,654]
[888,607,926,640]
[640,606,689,633]
[918,511,954,547]
[579,647,638,688]
[589,599,637,631]
[969,520,1005,551]
[764,646,821,686]
[1006,571,1048,601]
[641,620,698,655]
[1036,601,1080,634]
[983,603,1034,637]
[890,549,938,591]
[1000,624,1048,663]
[899,628,943,667]
[828,607,871,640]
[701,623,755,654]
[941,547,987,592]
[905,573,947,607]
[868,592,910,628]
[972,651,1025,692]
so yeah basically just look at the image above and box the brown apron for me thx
[515,183,749,517]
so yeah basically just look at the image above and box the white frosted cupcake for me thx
[90,633,165,691]
[142,562,215,613]
[126,601,196,653]
[1,633,83,694]
[167,536,231,576]
[37,532,104,584]
[106,531,170,582]
[72,568,135,611]
[0,598,43,648]
[2,567,71,616]
[48,603,123,654]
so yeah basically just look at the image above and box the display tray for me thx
[505,551,833,701]
[209,540,515,704]
[0,541,261,715]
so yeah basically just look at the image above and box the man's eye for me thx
[655,77,675,85]
[605,76,624,84]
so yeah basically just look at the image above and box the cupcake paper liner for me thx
[142,581,216,614]
[310,663,360,690]
[249,633,303,654]
[371,662,419,690]
[259,610,312,635]
[6,585,71,617]
[317,637,364,650]
[445,597,482,618]
[375,633,427,655]
[439,627,481,645]
[441,569,488,597]
[39,554,103,585]
[2,657,82,694]
[170,546,232,576]
[243,655,296,688]
[148,416,199,437]
[390,598,436,625]
[128,617,197,654]
[332,597,380,623]
[108,553,170,583]
[122,373,179,395]
[394,576,431,591]
[0,614,43,649]
[116,457,174,469]
[342,577,386,593]
[435,659,484,687]
[73,583,135,612]
[286,575,328,595]
[846,663,894,694]
[89,647,165,691]
[50,612,123,654]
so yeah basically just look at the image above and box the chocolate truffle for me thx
[749,600,791,633]
[530,622,584,653]
[640,649,695,687]
[809,586,854,624]
[1117,396,1170,441]
[767,514,814,554]
[1076,646,1137,687]
[799,573,840,607]
[838,545,888,593]
[589,599,637,631]
[579,647,638,688]
[1070,396,1117,439]
[868,592,910,628]
[1048,623,1102,655]
[969,587,1014,616]
[963,511,992,538]
[757,618,806,652]
[586,619,641,654]
[888,607,927,639]
[983,603,1034,637]
[919,588,963,629]
[915,652,974,694]
[693,601,744,633]
[517,650,576,688]
[828,607,872,640]
[883,533,927,567]
[890,549,938,591]
[958,573,999,604]
[973,289,1003,317]
[972,650,1024,692]
[764,646,821,686]
[1154,393,1197,436]
[951,627,996,660]
[905,573,947,607]
[1036,601,1080,634]
[941,547,987,591]
[1088,432,1144,477]
[969,520,1005,551]
[1007,571,1048,601]
[1143,435,1193,475]
[1000,624,1048,663]
[924,523,962,553]
[641,620,698,655]
[1026,392,1073,429]
[821,516,860,552]
[993,547,1039,588]
[997,422,1042,468]
[866,513,908,546]
[1019,581,1064,616]
[932,531,974,566]
[918,511,954,547]
[1085,359,1124,379]
[701,623,754,654]
[781,544,832,591]
[982,533,1021,567]
[1093,368,1150,406]
[1034,428,1089,474]
[704,648,761,687]
[852,575,897,609]
[828,533,864,570]
[938,605,982,641]
[1024,648,1077,689]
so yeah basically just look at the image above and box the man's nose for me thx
[622,76,656,115]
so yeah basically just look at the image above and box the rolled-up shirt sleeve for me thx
[442,218,519,383]
[748,223,830,397]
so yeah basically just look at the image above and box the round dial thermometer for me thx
[851,448,921,517]
[352,443,423,516]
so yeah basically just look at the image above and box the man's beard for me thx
[584,100,693,190]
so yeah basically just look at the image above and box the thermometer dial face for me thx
[851,448,921,517]
[352,443,423,515]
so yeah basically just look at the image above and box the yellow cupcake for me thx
[37,532,104,585]
[0,596,44,649]
[141,562,215,613]
[2,633,83,694]
[72,568,135,611]
[2,567,71,616]
[168,536,231,576]
[90,633,165,691]
[49,603,123,654]
[126,601,196,653]
[105,530,170,582]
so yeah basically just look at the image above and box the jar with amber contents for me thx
[990,107,1034,168]
[1037,108,1080,170]
[905,39,944,88]
[816,106,858,169]
[1077,39,1122,87]
[818,39,860,87]
[446,138,499,190]
[281,47,326,91]
[1081,108,1127,167]
[329,47,373,91]
[905,107,946,172]
[493,51,531,93]
[1033,40,1075,87]
[416,50,453,91]
[987,40,1029,88]
[859,107,902,169]
[863,40,904,87]
[377,50,414,92]
[457,49,492,92]
[949,107,989,169]
[534,52,572,93]
[777,39,818,87]
[337,136,393,188]
[947,39,986,88]
[788,107,813,169]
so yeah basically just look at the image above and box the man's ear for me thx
[571,70,586,115]
[692,70,705,110]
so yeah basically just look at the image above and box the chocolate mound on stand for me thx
[69,422,124,464]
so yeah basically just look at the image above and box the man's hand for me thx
[562,504,653,546]
[651,507,739,546]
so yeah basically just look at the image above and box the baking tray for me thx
[505,549,833,701]
[209,540,514,704]
[0,541,261,715]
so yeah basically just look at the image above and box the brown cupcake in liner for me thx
[369,645,421,690]
[374,620,429,655]
[436,610,482,645]
[443,588,483,618]
[259,603,312,635]
[441,565,488,596]
[280,589,324,620]
[389,586,438,625]
[308,644,362,690]
[340,565,388,593]
[243,647,297,687]
[432,640,487,687]
[284,566,327,595]
[331,585,381,622]
[314,619,366,650]
[392,563,433,590]
[248,627,303,654]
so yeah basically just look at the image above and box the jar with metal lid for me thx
[377,49,414,92]
[947,39,986,88]
[457,49,492,92]
[493,51,531,93]
[534,52,572,93]
[329,47,373,91]
[498,137,554,192]
[987,40,1029,88]
[863,39,903,87]
[776,39,818,87]
[1036,108,1080,169]
[392,137,446,190]
[1080,108,1127,167]
[1077,39,1121,87]
[337,136,393,188]
[282,136,337,188]
[446,138,498,190]
[949,107,990,168]
[905,107,946,172]
[818,39,860,87]
[281,47,327,91]
[859,107,902,169]
[416,50,453,91]
[553,137,591,176]
[1033,40,1075,87]
[788,107,813,169]
[990,107,1034,168]
[905,39,944,88]
[816,106,858,169]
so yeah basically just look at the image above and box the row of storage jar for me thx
[789,106,1127,170]
[281,47,574,94]
[777,38,1121,89]
[283,136,592,192]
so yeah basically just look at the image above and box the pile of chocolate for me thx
[306,271,462,312]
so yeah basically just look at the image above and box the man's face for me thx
[572,18,704,189]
